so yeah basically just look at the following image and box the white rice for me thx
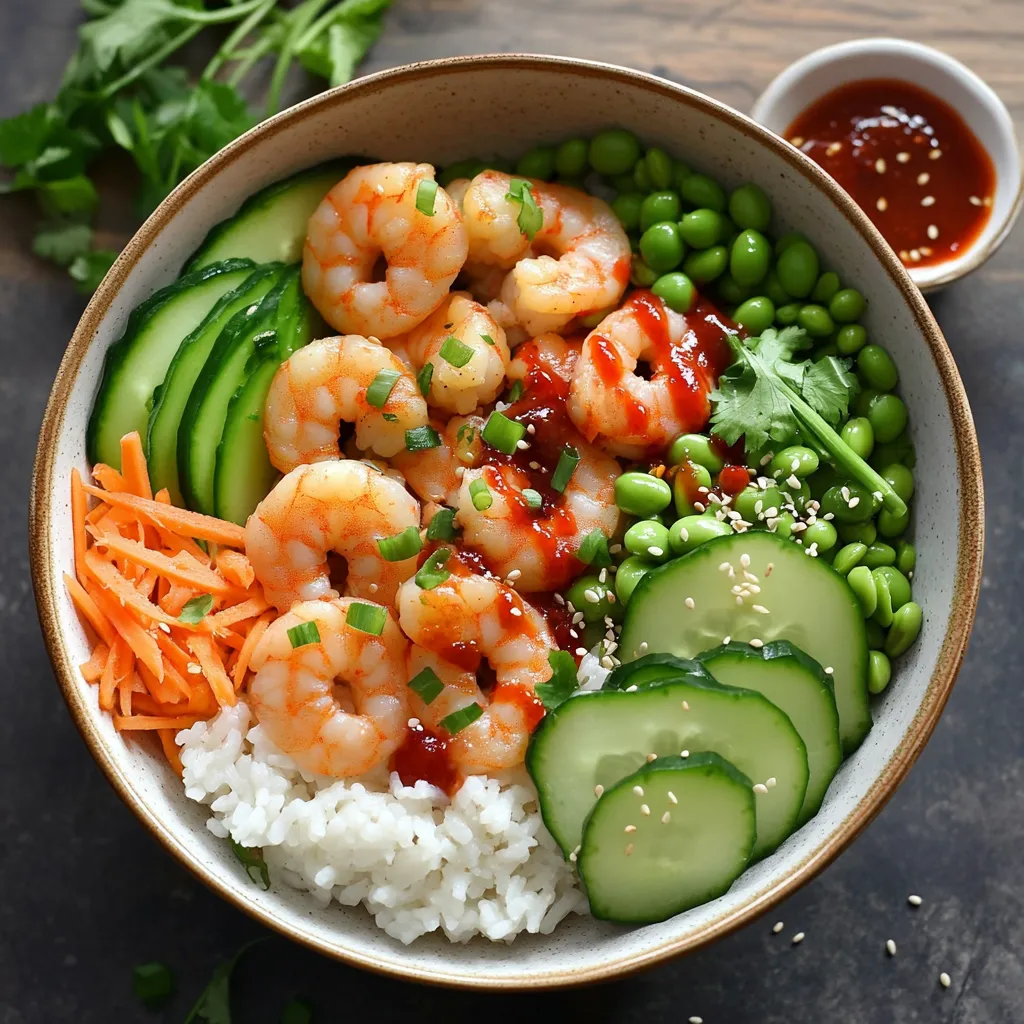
[177,703,586,944]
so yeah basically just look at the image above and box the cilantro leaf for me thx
[32,222,93,266]
[297,0,392,87]
[184,939,265,1024]
[536,650,579,712]
[0,103,52,168]
[230,838,271,890]
[504,177,543,240]
[801,354,858,427]
[69,249,118,293]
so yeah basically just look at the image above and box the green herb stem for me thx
[98,24,204,100]
[202,0,277,81]
[265,0,334,116]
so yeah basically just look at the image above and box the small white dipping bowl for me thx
[751,38,1023,292]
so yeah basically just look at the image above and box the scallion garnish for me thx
[440,702,483,735]
[378,526,423,562]
[481,410,526,455]
[576,528,612,568]
[178,593,213,624]
[504,178,543,240]
[415,178,438,216]
[366,368,401,408]
[506,379,525,404]
[415,548,452,590]
[382,412,399,422]
[439,335,474,368]
[522,488,543,510]
[551,444,581,493]
[417,362,434,397]
[405,425,441,451]
[408,666,444,705]
[469,478,493,511]
[426,507,459,540]
[481,333,496,346]
[287,620,321,648]
[346,601,387,636]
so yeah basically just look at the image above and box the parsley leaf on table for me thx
[184,939,266,1024]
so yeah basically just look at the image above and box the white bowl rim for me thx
[750,36,1024,292]
[29,53,985,989]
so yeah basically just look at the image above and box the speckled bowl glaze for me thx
[30,55,983,989]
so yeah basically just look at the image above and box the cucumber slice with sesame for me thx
[697,642,842,824]
[578,753,756,924]
[618,531,871,755]
[527,664,808,861]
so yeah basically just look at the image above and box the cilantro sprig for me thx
[710,327,907,517]
[0,0,393,292]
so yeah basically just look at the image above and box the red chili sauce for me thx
[785,78,996,268]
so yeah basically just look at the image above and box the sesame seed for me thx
[407,717,420,728]
[528,460,540,470]
[568,850,577,862]
[609,543,622,555]
[983,196,992,207]
[826,141,842,157]
[886,939,897,956]
[506,569,521,580]
[767,777,777,788]
[765,562,774,576]
[649,546,664,557]
[526,423,536,434]
[930,148,942,160]
[668,791,678,804]
[825,666,834,674]
[786,474,801,489]
[187,663,202,675]
[598,568,607,584]
[792,932,805,945]
[969,195,982,206]
[368,583,379,593]
[910,248,922,261]
[921,195,935,207]
[898,249,910,261]
[624,824,637,833]
[908,894,923,906]
[896,151,911,164]
[752,604,770,615]
[719,561,732,572]
[753,783,768,794]
[685,597,695,610]
[840,486,850,501]
[940,972,951,989]
[158,622,171,634]
[875,158,886,174]
[722,637,731,645]
[848,496,860,508]
[740,553,751,568]
[661,811,671,823]
[575,647,587,656]
[876,196,888,212]
[688,1017,703,1024]
[633,785,644,797]
[682,700,690,710]
[694,502,705,513]
[638,642,649,653]
[454,466,465,477]
[516,439,530,450]
[917,172,930,186]
[790,135,805,147]
[772,921,784,934]
[625,684,638,692]
[508,606,522,618]
[641,804,651,816]
[750,638,764,648]
[594,784,604,797]
[583,589,600,604]
[600,656,615,669]
[735,596,744,606]
[919,246,933,257]
[553,593,564,605]
[680,749,689,758]
[646,753,658,763]
[624,843,634,856]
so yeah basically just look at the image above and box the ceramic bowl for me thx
[751,37,1023,292]
[30,55,983,989]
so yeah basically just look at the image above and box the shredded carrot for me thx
[84,548,186,631]
[119,669,136,716]
[159,583,196,617]
[80,643,110,683]
[99,637,129,711]
[71,468,88,583]
[91,463,127,493]
[114,714,201,731]
[186,634,236,707]
[159,729,184,775]
[86,579,164,682]
[90,530,235,594]
[216,549,255,589]
[203,595,269,633]
[64,572,117,647]
[233,612,272,690]
[119,431,153,500]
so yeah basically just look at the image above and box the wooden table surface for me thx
[3,2,1024,1022]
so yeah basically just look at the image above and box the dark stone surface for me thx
[2,4,1022,1022]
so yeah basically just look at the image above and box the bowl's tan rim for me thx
[29,54,984,990]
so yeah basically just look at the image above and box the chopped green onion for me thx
[482,410,526,455]
[405,425,441,451]
[551,444,581,493]
[576,528,612,567]
[287,620,321,648]
[382,412,398,422]
[346,602,387,636]
[441,702,483,735]
[481,333,496,346]
[415,548,452,590]
[132,962,174,1009]
[378,526,423,562]
[506,379,525,403]
[415,178,438,216]
[178,593,213,625]
[505,178,543,240]
[469,478,493,511]
[522,488,544,510]
[439,335,474,368]
[426,507,459,540]
[417,362,434,397]
[366,368,401,408]
[408,666,445,705]
[230,838,270,890]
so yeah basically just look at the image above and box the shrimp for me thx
[506,332,581,387]
[402,292,510,414]
[398,561,555,774]
[457,171,631,337]
[302,163,468,339]
[568,290,724,458]
[264,334,427,470]
[245,460,421,610]
[249,598,409,778]
[391,414,485,506]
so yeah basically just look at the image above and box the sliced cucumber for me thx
[213,273,316,526]
[578,753,755,924]
[527,666,808,861]
[86,260,254,470]
[185,160,355,271]
[178,270,293,515]
[618,531,871,755]
[147,265,284,507]
[697,642,842,824]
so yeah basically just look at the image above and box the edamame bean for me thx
[615,471,672,517]
[872,568,894,627]
[882,463,915,502]
[588,129,641,176]
[885,601,923,657]
[832,542,867,575]
[439,158,487,186]
[763,270,792,308]
[864,619,886,649]
[771,445,819,480]
[669,514,733,554]
[633,157,652,192]
[630,255,659,288]
[776,240,820,298]
[836,323,868,356]
[877,507,910,539]
[773,511,796,538]
[775,302,801,326]
[679,173,727,212]
[797,303,835,338]
[515,146,556,180]
[674,160,693,188]
[652,271,697,313]
[808,462,841,500]
[861,542,896,569]
[896,541,916,575]
[639,222,686,272]
[774,231,807,254]
[821,481,876,522]
[868,394,908,444]
[683,245,728,283]
[611,172,638,193]
[679,209,725,249]
[728,182,772,232]
[848,565,877,616]
[811,271,841,304]
[625,520,672,562]
[733,484,779,523]
[717,273,751,306]
[870,433,916,470]
[734,296,775,335]
[565,575,620,623]
[838,521,877,546]
[867,650,892,694]
[673,461,713,517]
[854,387,881,418]
[730,229,772,287]
[829,287,866,324]
[875,565,911,609]
[857,345,899,391]
[668,433,725,473]
[840,417,874,459]
[814,343,839,362]
[612,193,644,231]
[804,519,838,552]
[640,191,682,231]
[615,556,652,605]
[554,138,588,178]
[643,147,674,190]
